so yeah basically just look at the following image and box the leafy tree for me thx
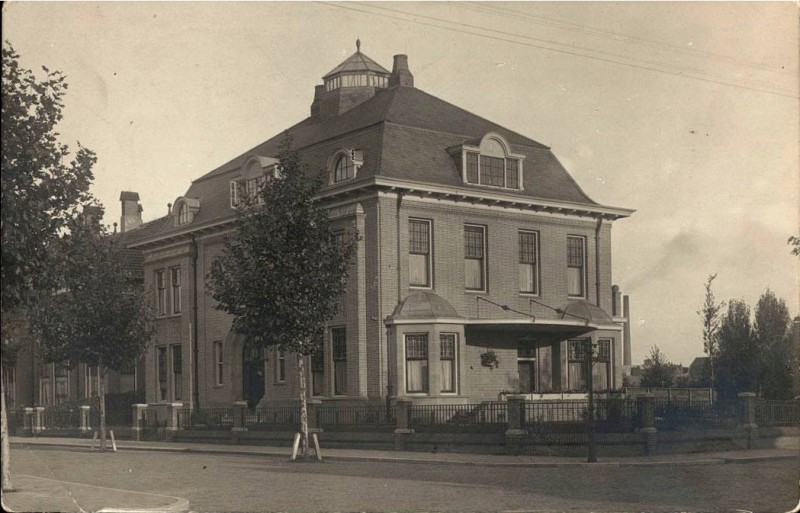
[30,211,153,450]
[789,235,800,257]
[753,290,792,399]
[1,41,95,491]
[715,299,755,399]
[640,346,675,388]
[697,274,725,390]
[209,137,355,459]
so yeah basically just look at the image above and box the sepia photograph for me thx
[1,2,798,512]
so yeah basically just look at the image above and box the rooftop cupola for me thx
[313,39,392,119]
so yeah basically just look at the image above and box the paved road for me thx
[9,445,799,512]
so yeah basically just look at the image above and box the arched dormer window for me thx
[452,133,525,190]
[329,149,363,184]
[173,197,200,226]
[230,155,280,208]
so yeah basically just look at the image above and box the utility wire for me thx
[460,2,796,77]
[318,1,798,100]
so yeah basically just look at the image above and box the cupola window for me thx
[455,133,524,191]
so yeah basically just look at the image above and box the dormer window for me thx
[173,197,200,226]
[231,156,281,208]
[454,133,524,191]
[329,149,363,184]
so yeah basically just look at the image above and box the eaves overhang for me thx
[318,176,635,220]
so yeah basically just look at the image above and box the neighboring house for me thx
[122,43,634,408]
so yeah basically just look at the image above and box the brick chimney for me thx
[389,54,414,87]
[119,191,143,233]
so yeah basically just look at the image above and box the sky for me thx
[4,1,798,367]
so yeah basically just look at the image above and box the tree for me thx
[715,299,755,399]
[753,290,792,399]
[209,137,355,459]
[788,235,800,257]
[697,274,725,390]
[640,345,675,388]
[30,211,153,450]
[1,41,95,492]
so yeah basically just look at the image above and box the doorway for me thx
[242,341,265,408]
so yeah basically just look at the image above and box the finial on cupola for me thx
[356,38,361,53]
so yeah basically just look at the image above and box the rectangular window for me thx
[55,363,69,404]
[171,267,181,314]
[439,334,457,393]
[405,334,429,394]
[466,152,479,183]
[464,225,486,291]
[157,346,168,401]
[480,155,505,187]
[332,328,347,395]
[276,350,286,383]
[567,236,586,297]
[506,159,519,188]
[311,346,325,396]
[568,339,589,391]
[409,219,431,287]
[230,181,240,208]
[39,368,51,406]
[84,365,99,399]
[172,345,182,401]
[595,339,612,391]
[155,270,167,315]
[519,230,539,294]
[213,341,224,386]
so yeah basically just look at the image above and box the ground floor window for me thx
[276,350,287,383]
[172,345,183,401]
[311,348,325,396]
[38,363,52,406]
[439,334,457,393]
[157,346,168,401]
[84,365,100,399]
[55,363,69,404]
[405,334,429,393]
[332,327,347,395]
[594,339,612,391]
[567,339,589,391]
[213,341,224,386]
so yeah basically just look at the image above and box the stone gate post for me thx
[738,392,758,449]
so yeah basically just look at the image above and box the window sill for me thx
[518,292,540,298]
[464,290,487,295]
[155,313,182,320]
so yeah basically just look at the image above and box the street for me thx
[8,444,799,512]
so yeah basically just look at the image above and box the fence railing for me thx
[41,407,82,430]
[244,405,300,430]
[756,400,799,426]
[318,404,394,431]
[408,403,508,432]
[654,398,741,430]
[178,408,234,430]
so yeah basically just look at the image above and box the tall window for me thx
[311,347,325,396]
[171,267,182,314]
[568,339,589,391]
[517,343,537,393]
[567,236,586,297]
[55,363,69,404]
[84,365,99,399]
[276,350,287,383]
[155,270,167,315]
[157,346,168,401]
[464,225,486,291]
[409,219,431,287]
[39,364,52,406]
[172,345,182,401]
[2,366,16,409]
[177,203,189,225]
[229,181,240,208]
[595,339,612,391]
[333,154,355,183]
[439,334,457,393]
[332,328,347,395]
[405,334,429,393]
[213,341,224,386]
[519,231,539,294]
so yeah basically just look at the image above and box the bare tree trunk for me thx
[296,353,309,458]
[1,366,13,492]
[99,364,107,452]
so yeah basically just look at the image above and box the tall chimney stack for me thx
[119,191,143,233]
[389,54,414,87]
[310,85,324,117]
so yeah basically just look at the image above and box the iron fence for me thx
[318,404,394,431]
[178,407,234,430]
[42,407,81,430]
[654,398,740,430]
[245,405,301,430]
[408,403,507,432]
[755,400,799,426]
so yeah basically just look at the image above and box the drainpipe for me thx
[191,235,200,409]
[396,191,404,304]
[595,217,603,308]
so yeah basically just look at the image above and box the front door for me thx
[242,342,265,409]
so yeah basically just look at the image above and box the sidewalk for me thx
[10,435,799,468]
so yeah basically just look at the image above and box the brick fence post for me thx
[165,402,183,442]
[393,399,413,451]
[131,403,147,441]
[230,401,248,445]
[638,394,657,456]
[24,407,33,435]
[738,392,758,449]
[80,405,91,434]
[504,395,527,455]
[34,406,44,435]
